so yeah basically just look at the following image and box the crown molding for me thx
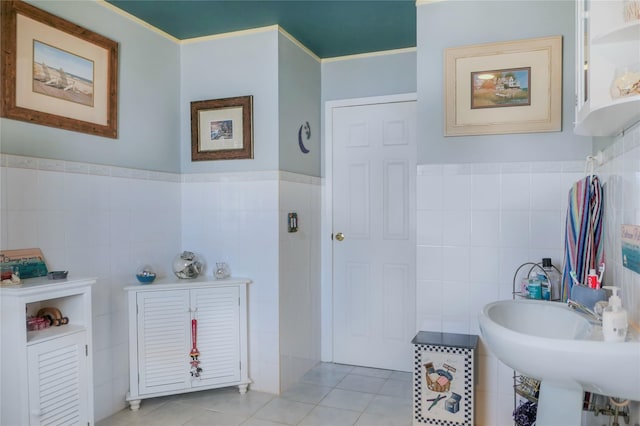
[277,27,321,63]
[97,0,180,43]
[416,0,447,6]
[322,47,417,63]
[181,25,279,44]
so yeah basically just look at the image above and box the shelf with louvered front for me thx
[0,276,95,426]
[124,276,252,411]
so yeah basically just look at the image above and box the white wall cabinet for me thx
[0,277,95,426]
[125,277,251,410]
[575,0,640,136]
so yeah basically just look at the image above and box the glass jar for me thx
[172,251,203,279]
[214,262,230,280]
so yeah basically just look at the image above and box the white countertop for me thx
[124,275,252,291]
[0,275,96,295]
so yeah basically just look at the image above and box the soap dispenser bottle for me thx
[602,286,628,342]
[541,258,561,300]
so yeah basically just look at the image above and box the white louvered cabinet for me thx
[27,331,90,425]
[0,277,95,426]
[125,277,251,410]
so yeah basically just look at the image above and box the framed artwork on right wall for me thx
[444,35,562,137]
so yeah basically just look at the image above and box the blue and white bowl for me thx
[136,272,156,284]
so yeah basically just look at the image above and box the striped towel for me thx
[561,175,604,301]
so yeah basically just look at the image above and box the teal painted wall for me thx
[417,0,592,164]
[321,50,417,102]
[2,1,594,171]
[0,1,181,173]
[320,50,417,178]
[180,30,280,173]
[278,34,321,177]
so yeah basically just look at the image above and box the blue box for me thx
[445,392,461,414]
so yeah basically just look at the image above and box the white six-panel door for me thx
[332,100,416,371]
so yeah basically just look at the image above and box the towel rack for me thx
[584,151,604,178]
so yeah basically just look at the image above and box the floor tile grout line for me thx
[98,363,412,426]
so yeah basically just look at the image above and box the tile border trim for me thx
[0,154,323,185]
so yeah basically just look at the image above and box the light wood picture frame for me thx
[444,36,562,137]
[191,96,254,161]
[0,0,119,138]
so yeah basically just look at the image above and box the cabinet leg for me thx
[129,400,141,411]
[238,384,248,394]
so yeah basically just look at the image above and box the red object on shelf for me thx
[26,316,49,331]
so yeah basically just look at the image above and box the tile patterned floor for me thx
[97,363,412,426]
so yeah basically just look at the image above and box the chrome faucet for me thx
[567,299,603,323]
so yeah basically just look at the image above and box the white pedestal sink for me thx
[478,299,640,426]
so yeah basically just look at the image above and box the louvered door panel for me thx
[27,332,88,426]
[137,290,191,394]
[191,286,241,387]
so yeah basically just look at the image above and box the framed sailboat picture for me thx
[0,0,119,138]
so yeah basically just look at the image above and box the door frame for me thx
[321,93,417,362]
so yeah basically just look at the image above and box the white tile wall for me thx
[180,171,323,395]
[416,159,584,425]
[181,172,281,395]
[1,158,323,420]
[600,122,640,327]
[279,176,322,392]
[416,161,579,326]
[584,123,640,425]
[416,123,640,425]
[5,126,639,425]
[0,155,182,421]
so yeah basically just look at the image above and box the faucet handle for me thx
[594,300,608,317]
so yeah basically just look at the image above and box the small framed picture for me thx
[190,95,253,161]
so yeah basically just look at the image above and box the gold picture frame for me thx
[0,0,119,138]
[444,36,562,136]
[191,96,254,161]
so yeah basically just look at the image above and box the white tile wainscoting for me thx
[413,121,640,425]
[416,159,582,425]
[180,171,323,395]
[3,120,639,425]
[0,157,322,421]
[0,155,182,420]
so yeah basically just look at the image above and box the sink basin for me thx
[479,299,640,425]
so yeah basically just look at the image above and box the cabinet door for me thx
[137,290,191,395]
[191,286,241,388]
[27,332,89,426]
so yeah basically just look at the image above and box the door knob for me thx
[335,232,345,241]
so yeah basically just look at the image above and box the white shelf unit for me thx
[574,0,640,136]
[0,276,95,426]
[124,276,251,410]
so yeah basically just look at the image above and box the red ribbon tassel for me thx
[190,318,202,377]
